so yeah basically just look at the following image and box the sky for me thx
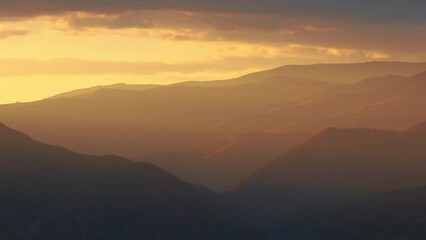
[0,0,426,103]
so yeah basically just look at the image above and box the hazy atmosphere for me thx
[2,1,426,240]
[1,0,426,103]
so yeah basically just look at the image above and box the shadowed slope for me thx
[0,123,263,240]
[310,186,426,240]
[267,186,426,240]
[229,127,426,218]
[137,131,307,192]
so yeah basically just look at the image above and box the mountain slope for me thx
[1,63,425,198]
[137,131,307,192]
[0,123,262,240]
[49,83,158,99]
[267,186,426,240]
[1,63,426,164]
[0,76,327,157]
[311,186,426,240]
[239,61,426,84]
[406,121,426,135]
[276,71,426,133]
[229,127,426,218]
[180,61,426,86]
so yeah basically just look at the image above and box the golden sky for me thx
[1,1,426,103]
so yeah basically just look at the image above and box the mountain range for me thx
[228,122,426,239]
[0,123,262,240]
[137,131,307,191]
[3,121,426,239]
[230,124,426,215]
[1,61,426,192]
[3,61,426,239]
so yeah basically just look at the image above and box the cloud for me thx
[67,12,154,30]
[0,1,425,62]
[0,0,425,23]
[0,29,29,38]
[55,10,426,57]
[0,57,284,77]
[0,46,398,78]
[67,11,295,32]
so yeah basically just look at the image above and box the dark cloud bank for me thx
[0,0,425,23]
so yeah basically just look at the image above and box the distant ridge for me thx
[137,131,308,192]
[2,61,426,180]
[243,61,426,84]
[179,61,426,86]
[408,70,426,85]
[49,83,158,99]
[406,121,426,134]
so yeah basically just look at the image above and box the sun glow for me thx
[0,8,424,103]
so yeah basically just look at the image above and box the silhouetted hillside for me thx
[137,132,307,192]
[2,62,426,194]
[310,186,426,240]
[229,127,426,218]
[0,123,262,240]
[265,186,426,240]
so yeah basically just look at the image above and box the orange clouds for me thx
[0,57,281,76]
[0,1,425,104]
[0,29,29,38]
[45,10,425,58]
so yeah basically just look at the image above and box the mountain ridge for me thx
[0,122,263,240]
[229,124,426,218]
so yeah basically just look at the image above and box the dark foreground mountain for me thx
[308,186,426,240]
[229,126,426,218]
[227,124,426,239]
[0,123,262,240]
[266,186,426,240]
